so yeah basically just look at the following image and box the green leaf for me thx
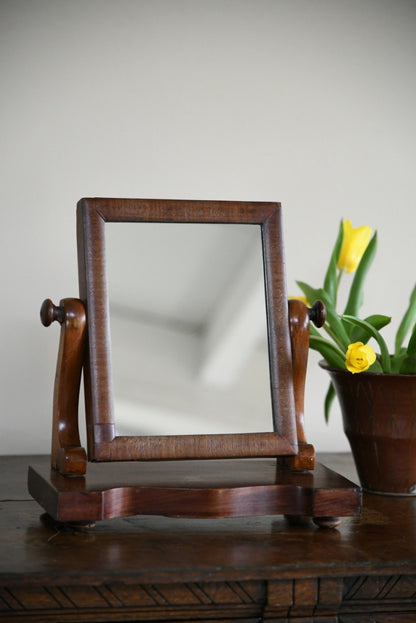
[390,352,406,373]
[395,284,416,356]
[398,320,416,373]
[317,289,350,350]
[309,334,346,369]
[368,358,383,373]
[295,280,320,306]
[296,282,349,351]
[350,314,391,344]
[324,382,336,424]
[342,314,391,373]
[399,354,416,374]
[406,322,416,356]
[343,232,377,316]
[323,220,344,307]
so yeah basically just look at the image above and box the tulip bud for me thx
[337,220,372,273]
[345,342,376,373]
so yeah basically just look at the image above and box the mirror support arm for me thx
[284,299,326,471]
[40,298,87,476]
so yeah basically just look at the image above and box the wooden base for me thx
[28,459,361,525]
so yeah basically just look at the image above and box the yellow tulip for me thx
[345,342,376,374]
[337,219,372,273]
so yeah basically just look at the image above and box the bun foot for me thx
[313,516,341,529]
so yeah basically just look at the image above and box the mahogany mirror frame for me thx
[77,198,298,462]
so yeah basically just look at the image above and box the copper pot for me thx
[320,361,416,495]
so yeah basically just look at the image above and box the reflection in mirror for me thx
[106,223,273,436]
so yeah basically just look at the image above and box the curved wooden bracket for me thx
[285,299,326,471]
[40,298,87,476]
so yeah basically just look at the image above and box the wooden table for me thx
[1,454,415,622]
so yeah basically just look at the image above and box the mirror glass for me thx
[106,222,273,436]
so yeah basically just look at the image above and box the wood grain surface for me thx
[1,455,415,622]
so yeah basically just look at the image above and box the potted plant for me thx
[296,220,416,495]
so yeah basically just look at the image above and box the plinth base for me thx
[28,458,361,525]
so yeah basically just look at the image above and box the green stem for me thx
[342,314,391,373]
[323,323,347,351]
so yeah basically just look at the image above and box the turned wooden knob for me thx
[309,300,326,328]
[40,299,65,326]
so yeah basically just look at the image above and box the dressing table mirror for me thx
[28,198,361,527]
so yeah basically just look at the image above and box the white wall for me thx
[1,0,415,455]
